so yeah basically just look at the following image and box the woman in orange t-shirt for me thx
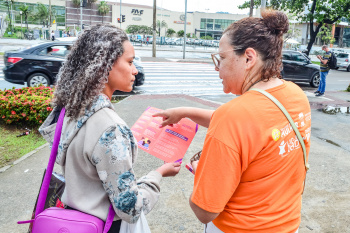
[154,10,311,233]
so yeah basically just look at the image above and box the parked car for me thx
[55,37,77,42]
[175,38,184,45]
[282,50,320,87]
[336,53,350,72]
[3,41,145,88]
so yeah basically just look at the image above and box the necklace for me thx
[248,79,262,90]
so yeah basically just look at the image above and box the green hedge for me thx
[0,87,54,126]
[347,84,350,92]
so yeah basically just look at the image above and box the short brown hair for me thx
[322,45,328,49]
[223,9,289,82]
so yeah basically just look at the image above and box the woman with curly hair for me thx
[39,25,181,232]
[154,10,310,232]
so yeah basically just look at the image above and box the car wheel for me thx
[27,73,51,87]
[347,66,350,72]
[310,72,320,88]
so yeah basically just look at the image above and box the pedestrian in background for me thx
[154,9,310,233]
[51,30,55,41]
[39,25,181,232]
[315,45,331,97]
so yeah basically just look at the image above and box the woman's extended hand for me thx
[152,108,186,128]
[156,162,182,177]
[191,160,199,174]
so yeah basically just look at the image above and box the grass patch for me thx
[0,123,46,168]
[111,96,126,103]
[312,61,321,65]
[0,52,4,56]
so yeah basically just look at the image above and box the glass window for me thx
[200,18,214,30]
[213,19,235,31]
[337,53,349,58]
[292,53,307,62]
[12,2,65,26]
[39,45,71,57]
[282,52,292,61]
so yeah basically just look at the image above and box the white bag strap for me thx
[250,88,310,172]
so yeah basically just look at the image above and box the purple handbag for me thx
[18,108,115,233]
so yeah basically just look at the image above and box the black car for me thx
[3,42,145,88]
[282,50,320,87]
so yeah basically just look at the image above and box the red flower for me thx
[22,113,26,117]
[2,116,5,118]
[11,110,16,115]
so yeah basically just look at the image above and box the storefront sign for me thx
[131,9,144,16]
[157,14,170,17]
[174,21,191,25]
[132,17,142,21]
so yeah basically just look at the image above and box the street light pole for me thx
[120,0,122,28]
[20,11,23,39]
[80,0,83,31]
[182,0,187,59]
[152,0,156,57]
[260,0,266,17]
[205,8,209,47]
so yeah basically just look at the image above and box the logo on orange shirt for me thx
[272,129,281,141]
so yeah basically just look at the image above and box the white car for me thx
[336,53,350,72]
[55,37,78,42]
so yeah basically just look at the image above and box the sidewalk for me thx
[1,93,350,233]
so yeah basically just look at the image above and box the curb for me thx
[0,143,48,173]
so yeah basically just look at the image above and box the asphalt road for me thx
[1,58,349,98]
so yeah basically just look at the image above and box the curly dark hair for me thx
[223,9,289,85]
[52,24,129,119]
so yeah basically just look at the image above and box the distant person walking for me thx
[51,30,55,41]
[315,45,331,97]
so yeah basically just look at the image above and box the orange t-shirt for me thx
[191,81,311,233]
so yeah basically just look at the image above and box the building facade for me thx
[1,0,349,47]
[111,2,250,39]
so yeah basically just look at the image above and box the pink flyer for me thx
[131,107,199,163]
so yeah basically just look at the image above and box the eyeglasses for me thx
[211,48,242,69]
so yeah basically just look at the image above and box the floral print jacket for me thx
[39,95,162,223]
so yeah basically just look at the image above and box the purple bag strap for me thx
[34,108,115,232]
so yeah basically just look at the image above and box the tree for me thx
[98,1,109,24]
[156,20,167,36]
[126,25,140,34]
[201,35,213,40]
[249,0,254,17]
[18,5,29,30]
[72,0,80,7]
[3,0,15,32]
[317,25,335,45]
[177,30,184,37]
[239,0,350,55]
[166,28,175,37]
[139,25,153,35]
[125,25,152,35]
[32,3,50,27]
